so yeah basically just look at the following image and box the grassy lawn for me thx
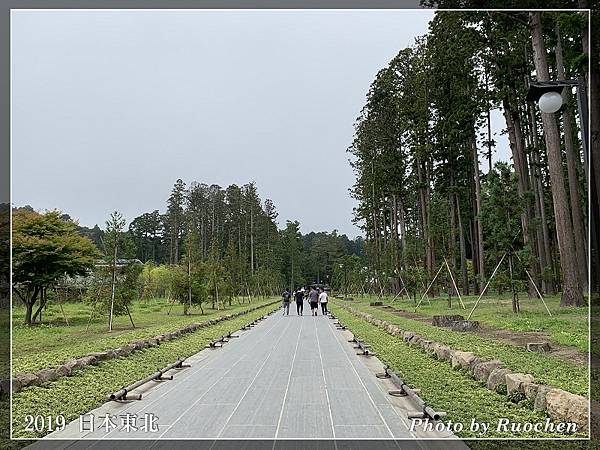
[12,297,277,374]
[333,299,588,396]
[11,302,278,439]
[329,305,587,439]
[352,293,589,353]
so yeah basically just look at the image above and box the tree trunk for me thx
[371,159,382,274]
[456,196,469,295]
[392,194,401,283]
[215,280,219,311]
[469,216,479,294]
[528,105,555,294]
[25,302,34,326]
[485,67,493,173]
[592,180,600,292]
[419,159,432,291]
[108,241,118,331]
[448,171,457,295]
[398,199,407,268]
[188,248,192,313]
[169,230,174,265]
[592,82,600,293]
[250,208,255,275]
[530,11,583,306]
[427,158,435,292]
[583,0,600,293]
[472,135,485,285]
[501,98,539,296]
[509,254,520,314]
[492,42,539,295]
[32,286,48,323]
[556,20,589,292]
[201,216,205,259]
[174,216,179,264]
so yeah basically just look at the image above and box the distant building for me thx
[94,258,143,268]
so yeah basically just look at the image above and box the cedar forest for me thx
[11,10,594,329]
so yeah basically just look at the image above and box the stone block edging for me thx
[7,300,279,395]
[337,302,589,433]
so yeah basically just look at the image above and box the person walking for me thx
[319,288,328,315]
[308,286,319,316]
[295,287,304,315]
[282,289,291,315]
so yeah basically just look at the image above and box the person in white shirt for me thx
[318,289,328,315]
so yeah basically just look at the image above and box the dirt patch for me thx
[378,305,590,366]
[381,305,432,322]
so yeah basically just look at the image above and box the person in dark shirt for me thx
[282,289,291,315]
[295,288,304,315]
[308,287,319,316]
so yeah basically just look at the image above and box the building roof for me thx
[95,258,143,267]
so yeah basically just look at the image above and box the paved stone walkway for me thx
[31,307,469,447]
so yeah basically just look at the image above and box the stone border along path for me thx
[335,302,590,433]
[377,304,589,366]
[4,300,280,395]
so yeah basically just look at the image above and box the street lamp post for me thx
[526,78,589,184]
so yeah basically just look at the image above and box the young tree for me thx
[206,240,226,310]
[104,211,127,331]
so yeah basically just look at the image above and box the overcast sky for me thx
[11,10,510,238]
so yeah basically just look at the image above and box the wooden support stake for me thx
[443,256,465,310]
[126,305,136,329]
[467,253,506,320]
[415,263,445,311]
[59,303,70,326]
[513,253,552,317]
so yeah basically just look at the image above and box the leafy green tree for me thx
[480,163,523,260]
[12,209,99,325]
[332,254,363,297]
[77,224,104,250]
[223,239,242,304]
[140,261,157,300]
[404,265,428,304]
[180,223,207,314]
[168,264,192,315]
[189,264,209,314]
[129,210,164,263]
[166,179,187,264]
[206,240,226,309]
[480,163,530,310]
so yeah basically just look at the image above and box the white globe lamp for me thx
[538,91,563,113]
